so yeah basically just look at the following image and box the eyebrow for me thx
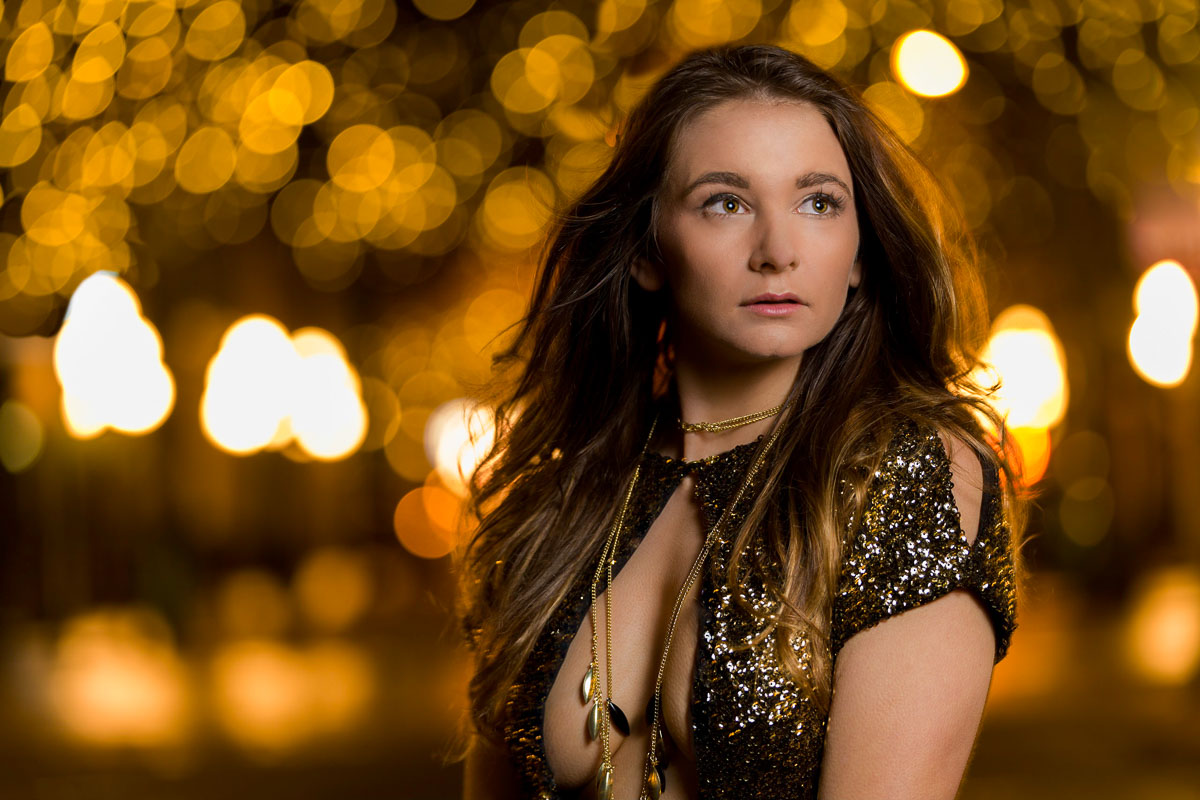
[681,170,853,198]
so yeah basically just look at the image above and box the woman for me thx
[457,43,1028,800]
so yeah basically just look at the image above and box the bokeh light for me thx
[0,0,1184,346]
[210,637,375,753]
[48,607,192,747]
[292,547,374,633]
[52,272,174,439]
[863,80,925,144]
[978,305,1068,429]
[201,315,367,460]
[1127,259,1197,388]
[1052,430,1114,548]
[0,399,45,472]
[893,30,968,97]
[1125,567,1200,685]
[393,484,464,559]
[215,569,294,640]
[975,304,1068,485]
[423,397,495,497]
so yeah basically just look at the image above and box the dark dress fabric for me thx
[501,419,1018,799]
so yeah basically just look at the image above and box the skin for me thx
[464,97,997,799]
[633,96,861,461]
[817,432,996,800]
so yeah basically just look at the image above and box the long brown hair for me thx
[457,44,1029,743]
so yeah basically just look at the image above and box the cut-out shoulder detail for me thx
[937,429,985,547]
[831,420,1018,665]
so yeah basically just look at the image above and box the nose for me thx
[748,208,797,272]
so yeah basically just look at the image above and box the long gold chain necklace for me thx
[677,401,787,433]
[584,409,785,800]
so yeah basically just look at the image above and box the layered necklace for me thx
[583,400,789,800]
[676,400,786,434]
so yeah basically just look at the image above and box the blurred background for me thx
[0,0,1198,797]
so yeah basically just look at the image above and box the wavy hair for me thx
[456,44,1029,743]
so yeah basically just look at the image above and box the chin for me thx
[744,333,813,359]
[715,339,808,366]
[676,322,810,366]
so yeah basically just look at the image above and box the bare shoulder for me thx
[936,428,986,547]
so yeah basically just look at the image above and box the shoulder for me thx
[857,420,992,539]
[868,419,993,537]
[832,418,1014,661]
[874,419,987,483]
[936,427,988,546]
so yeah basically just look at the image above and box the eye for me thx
[802,192,844,216]
[701,193,747,216]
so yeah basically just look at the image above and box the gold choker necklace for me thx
[677,399,789,433]
[584,412,783,800]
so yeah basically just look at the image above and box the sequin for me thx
[501,420,1018,798]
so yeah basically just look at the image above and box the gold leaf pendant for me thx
[581,664,594,703]
[596,764,613,800]
[586,700,601,740]
[646,763,666,799]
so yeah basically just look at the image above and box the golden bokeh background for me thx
[1,0,1198,796]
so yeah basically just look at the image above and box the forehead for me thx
[667,98,852,189]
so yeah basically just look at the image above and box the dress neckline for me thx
[642,432,767,469]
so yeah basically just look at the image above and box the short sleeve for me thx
[831,422,1018,665]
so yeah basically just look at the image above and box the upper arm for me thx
[463,732,523,800]
[817,430,996,800]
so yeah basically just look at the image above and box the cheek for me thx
[812,235,861,312]
[673,267,739,324]
[823,228,861,286]
[660,239,729,308]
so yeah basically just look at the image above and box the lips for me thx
[745,292,801,305]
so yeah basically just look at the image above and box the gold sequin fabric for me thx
[832,422,1018,664]
[501,419,1017,799]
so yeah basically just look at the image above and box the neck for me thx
[659,353,801,461]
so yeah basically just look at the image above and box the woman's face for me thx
[636,97,862,367]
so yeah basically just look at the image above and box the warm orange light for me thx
[201,315,366,459]
[1009,425,1051,485]
[393,485,462,559]
[424,398,495,497]
[292,547,373,633]
[210,637,375,753]
[1125,567,1200,685]
[1128,259,1197,388]
[893,30,967,97]
[978,305,1068,430]
[0,399,44,473]
[49,608,192,746]
[210,639,313,751]
[53,272,175,439]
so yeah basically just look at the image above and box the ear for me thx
[849,255,862,289]
[631,256,665,292]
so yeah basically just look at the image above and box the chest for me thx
[504,452,830,800]
[542,476,707,793]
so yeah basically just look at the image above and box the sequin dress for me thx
[502,419,1018,799]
